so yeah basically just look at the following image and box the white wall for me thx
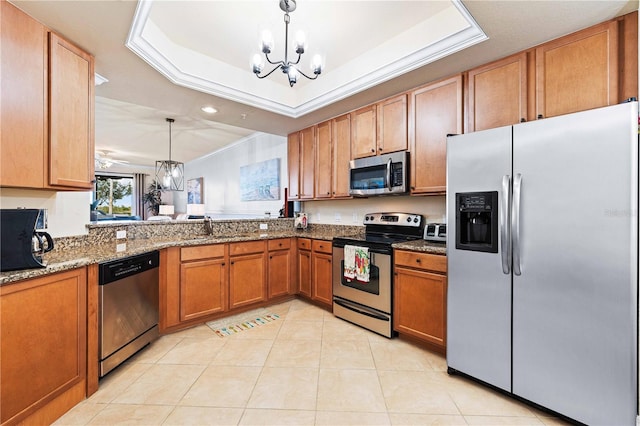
[0,188,92,237]
[173,132,288,218]
[302,195,446,225]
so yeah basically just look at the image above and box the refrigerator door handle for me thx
[501,175,512,274]
[512,173,523,276]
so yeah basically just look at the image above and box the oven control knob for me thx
[406,217,411,222]
[413,217,419,223]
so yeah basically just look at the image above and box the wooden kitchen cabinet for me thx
[1,268,87,426]
[179,244,227,322]
[229,241,267,309]
[267,238,294,299]
[287,132,300,201]
[311,239,333,307]
[377,94,408,155]
[297,238,312,298]
[351,104,378,158]
[409,75,463,195]
[48,32,95,189]
[466,52,529,132]
[332,113,352,198]
[315,120,332,199]
[536,20,619,119]
[351,95,407,159]
[315,115,353,200]
[0,2,94,190]
[287,126,315,200]
[394,250,447,350]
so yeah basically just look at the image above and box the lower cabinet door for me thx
[180,258,227,321]
[312,251,333,306]
[298,250,312,298]
[394,267,447,348]
[229,252,267,309]
[268,249,291,299]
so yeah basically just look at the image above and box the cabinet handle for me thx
[537,114,544,120]
[520,118,526,123]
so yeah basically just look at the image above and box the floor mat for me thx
[206,309,280,337]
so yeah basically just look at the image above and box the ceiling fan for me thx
[95,150,129,169]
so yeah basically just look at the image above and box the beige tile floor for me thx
[55,299,571,426]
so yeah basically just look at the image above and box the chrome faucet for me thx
[204,216,213,235]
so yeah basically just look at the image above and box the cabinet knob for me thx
[537,114,544,120]
[231,261,234,265]
[222,262,225,266]
[411,186,415,190]
[279,243,282,247]
[520,118,526,123]
[416,258,421,263]
[371,149,375,152]
[269,256,272,259]
[378,147,383,151]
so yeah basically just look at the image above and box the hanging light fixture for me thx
[155,118,184,191]
[251,0,323,87]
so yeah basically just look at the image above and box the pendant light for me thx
[155,118,184,191]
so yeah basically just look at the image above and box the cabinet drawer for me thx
[229,240,266,256]
[394,250,447,273]
[268,238,291,251]
[181,244,225,262]
[312,239,332,254]
[297,238,311,250]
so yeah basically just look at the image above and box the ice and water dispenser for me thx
[455,191,499,253]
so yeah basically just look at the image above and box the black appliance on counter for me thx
[332,212,424,337]
[0,209,54,272]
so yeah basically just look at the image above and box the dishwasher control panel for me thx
[99,250,159,285]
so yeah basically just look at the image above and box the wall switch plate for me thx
[259,223,268,230]
[116,243,127,252]
[334,213,341,222]
[116,230,127,239]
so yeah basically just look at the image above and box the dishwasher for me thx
[99,250,160,377]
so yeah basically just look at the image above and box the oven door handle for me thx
[334,299,390,322]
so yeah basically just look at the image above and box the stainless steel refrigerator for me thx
[446,102,638,425]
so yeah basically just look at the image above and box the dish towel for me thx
[343,245,356,280]
[355,246,370,283]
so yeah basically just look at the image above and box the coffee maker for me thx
[1,209,54,272]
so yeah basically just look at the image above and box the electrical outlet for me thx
[116,243,127,252]
[116,230,127,239]
[334,212,341,222]
[259,223,268,230]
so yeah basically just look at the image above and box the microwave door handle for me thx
[386,158,392,191]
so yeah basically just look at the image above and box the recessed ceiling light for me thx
[201,106,218,114]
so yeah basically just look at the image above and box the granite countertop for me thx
[0,228,446,285]
[393,239,447,255]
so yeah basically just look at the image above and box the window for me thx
[94,174,134,216]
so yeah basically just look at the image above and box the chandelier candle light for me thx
[252,0,323,87]
[155,118,184,191]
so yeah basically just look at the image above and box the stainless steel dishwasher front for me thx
[98,250,159,377]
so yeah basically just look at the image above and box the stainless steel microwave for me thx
[349,151,408,196]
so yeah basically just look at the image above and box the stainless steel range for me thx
[332,212,424,337]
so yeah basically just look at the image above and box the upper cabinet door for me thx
[351,104,377,159]
[315,120,332,199]
[467,52,529,132]
[410,75,463,195]
[287,132,300,200]
[298,126,315,199]
[536,20,618,119]
[48,32,94,189]
[377,94,408,154]
[332,114,352,198]
[0,2,47,188]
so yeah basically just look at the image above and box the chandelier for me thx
[155,118,184,191]
[251,0,323,87]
